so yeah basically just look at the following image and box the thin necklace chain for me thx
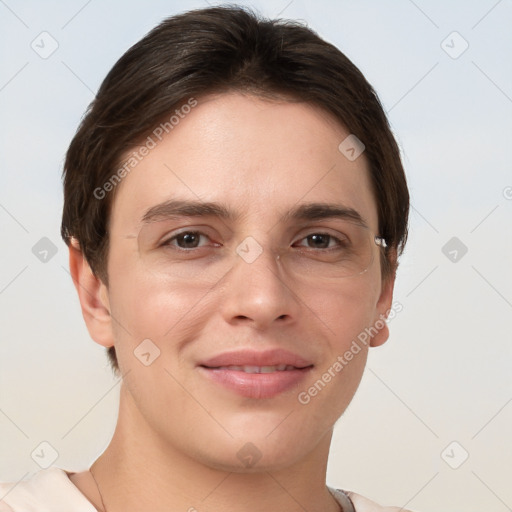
[87,468,345,512]
[89,466,107,512]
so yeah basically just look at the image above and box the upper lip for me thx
[199,348,314,368]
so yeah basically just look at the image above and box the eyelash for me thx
[161,230,347,251]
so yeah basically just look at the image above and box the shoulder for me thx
[330,487,416,512]
[346,490,416,512]
[0,467,95,512]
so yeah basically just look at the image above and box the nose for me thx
[219,242,300,330]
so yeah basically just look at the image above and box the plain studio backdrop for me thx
[0,1,511,511]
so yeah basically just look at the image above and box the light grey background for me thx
[1,1,511,510]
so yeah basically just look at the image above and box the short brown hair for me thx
[61,5,409,375]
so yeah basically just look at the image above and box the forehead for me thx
[109,92,378,234]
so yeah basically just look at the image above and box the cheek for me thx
[301,282,377,410]
[106,256,216,351]
[295,290,372,430]
[310,277,380,342]
[106,270,218,411]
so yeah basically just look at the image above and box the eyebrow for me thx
[141,200,235,223]
[283,202,368,228]
[141,199,368,228]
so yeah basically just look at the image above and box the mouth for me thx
[197,349,314,399]
[202,364,306,373]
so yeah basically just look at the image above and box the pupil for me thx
[179,233,199,248]
[309,234,329,248]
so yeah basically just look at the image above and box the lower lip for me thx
[198,366,312,399]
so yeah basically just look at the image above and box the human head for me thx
[61,5,409,376]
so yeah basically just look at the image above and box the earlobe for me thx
[369,255,396,348]
[68,238,114,348]
[369,321,390,348]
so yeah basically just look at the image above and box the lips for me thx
[199,348,313,369]
[198,349,313,399]
[212,364,298,373]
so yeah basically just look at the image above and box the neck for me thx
[90,383,341,512]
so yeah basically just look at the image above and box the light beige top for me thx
[0,467,414,511]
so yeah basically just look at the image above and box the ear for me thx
[369,250,397,348]
[68,238,114,348]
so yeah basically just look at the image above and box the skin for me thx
[68,92,396,512]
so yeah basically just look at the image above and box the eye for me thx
[162,231,210,249]
[294,233,346,250]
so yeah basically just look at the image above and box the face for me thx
[98,92,394,471]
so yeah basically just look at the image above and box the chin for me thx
[193,427,321,474]
[201,447,304,474]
